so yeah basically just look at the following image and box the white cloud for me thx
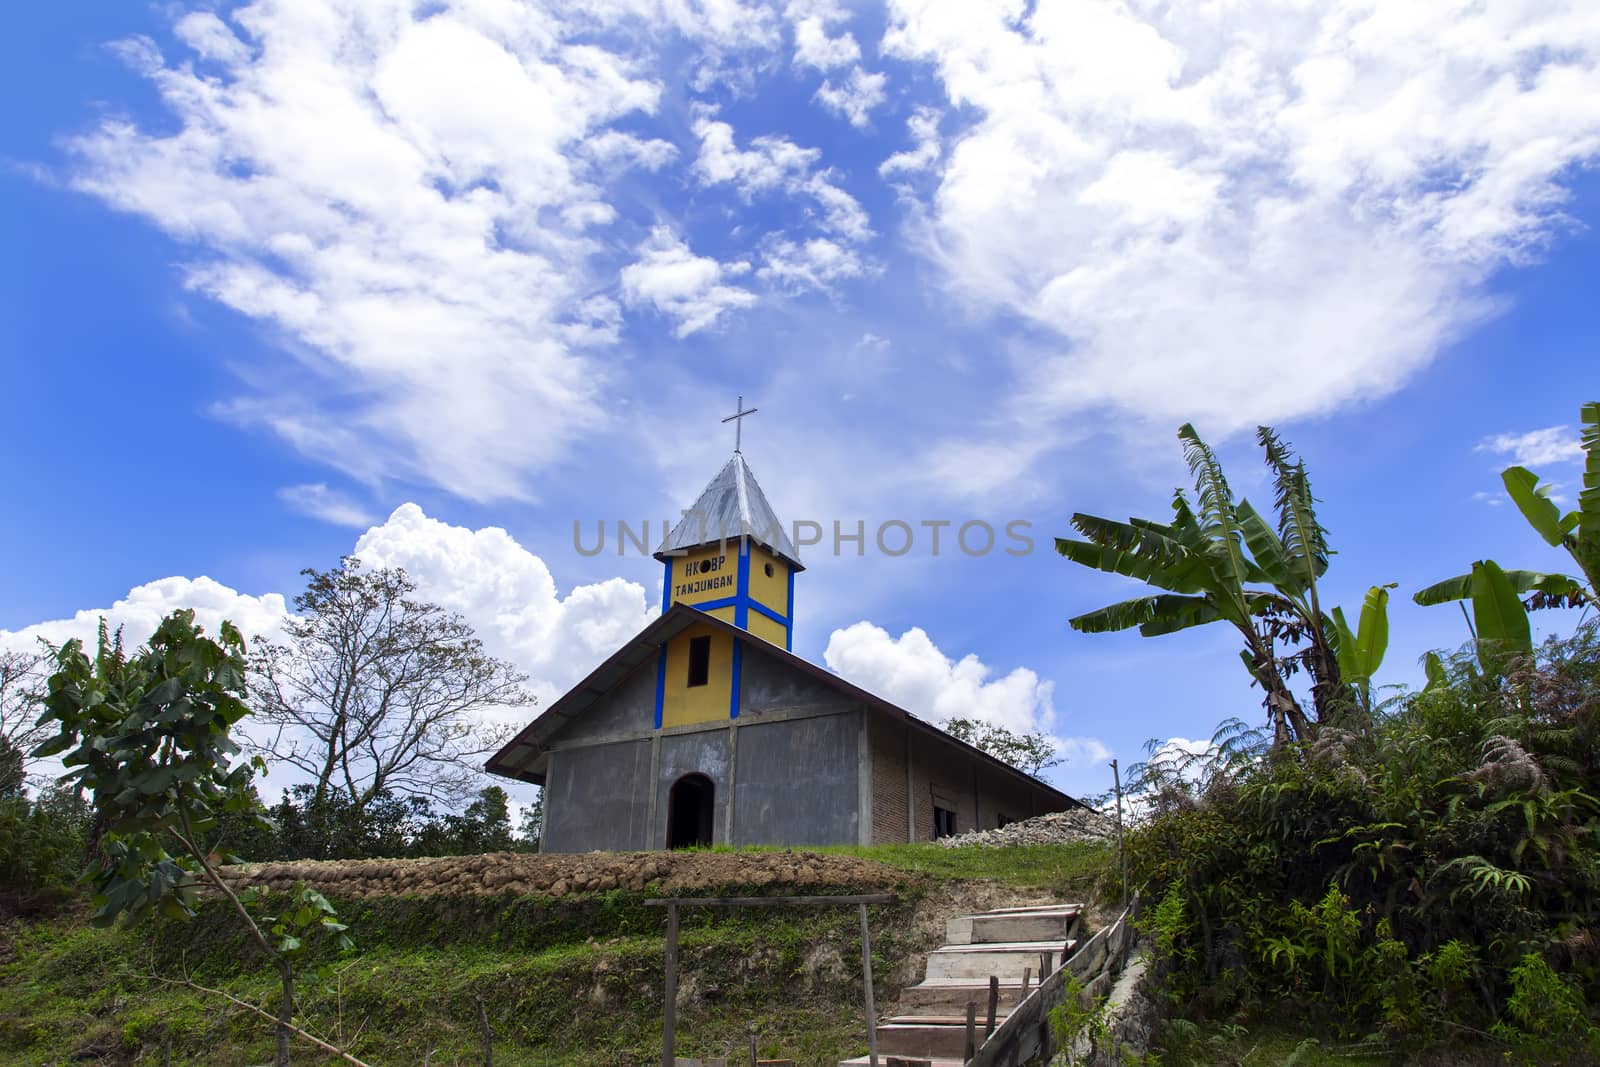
[787,0,859,71]
[883,0,1600,448]
[793,15,859,72]
[352,504,655,701]
[62,2,780,503]
[1,504,654,719]
[0,578,292,657]
[1476,426,1586,468]
[277,483,377,528]
[691,112,873,241]
[814,68,887,128]
[758,235,871,290]
[823,620,1105,769]
[620,226,757,336]
[880,106,942,178]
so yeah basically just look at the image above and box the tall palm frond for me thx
[1257,426,1331,591]
[1178,424,1257,605]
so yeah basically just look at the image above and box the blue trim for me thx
[691,595,741,614]
[786,566,795,651]
[748,600,787,626]
[735,538,750,629]
[660,558,673,614]
[652,644,667,729]
[729,640,743,719]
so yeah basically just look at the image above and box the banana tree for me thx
[1330,584,1395,715]
[1058,424,1377,747]
[1415,402,1599,673]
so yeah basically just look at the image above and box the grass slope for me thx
[0,843,1111,1066]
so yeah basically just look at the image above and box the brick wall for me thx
[874,716,1069,842]
[869,712,909,843]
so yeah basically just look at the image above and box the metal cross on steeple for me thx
[722,394,758,452]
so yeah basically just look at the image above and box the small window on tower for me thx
[764,561,775,578]
[687,635,711,688]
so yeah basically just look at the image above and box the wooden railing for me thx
[963,903,1136,1067]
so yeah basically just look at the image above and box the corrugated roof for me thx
[654,452,802,569]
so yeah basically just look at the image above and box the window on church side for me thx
[996,814,1012,829]
[687,635,711,688]
[933,805,957,839]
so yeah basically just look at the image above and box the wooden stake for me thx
[964,1001,977,1062]
[985,974,999,1037]
[1021,967,1031,998]
[1112,758,1128,911]
[860,902,879,1067]
[663,902,679,1067]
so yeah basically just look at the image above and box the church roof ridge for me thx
[654,451,803,568]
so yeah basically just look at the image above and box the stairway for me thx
[838,903,1082,1067]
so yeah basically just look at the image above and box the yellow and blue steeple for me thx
[651,439,801,729]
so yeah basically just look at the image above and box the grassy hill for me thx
[0,842,1111,1066]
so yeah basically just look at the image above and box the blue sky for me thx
[4,0,1599,808]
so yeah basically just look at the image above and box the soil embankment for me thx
[221,848,908,898]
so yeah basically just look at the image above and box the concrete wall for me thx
[739,641,853,720]
[655,728,733,847]
[539,661,1074,852]
[541,739,653,852]
[732,711,860,846]
[555,661,657,745]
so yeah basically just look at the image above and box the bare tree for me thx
[250,558,532,809]
[1,648,50,790]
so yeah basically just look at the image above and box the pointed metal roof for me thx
[654,452,803,569]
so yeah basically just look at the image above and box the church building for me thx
[487,413,1079,851]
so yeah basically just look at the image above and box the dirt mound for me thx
[219,849,908,899]
[936,806,1115,848]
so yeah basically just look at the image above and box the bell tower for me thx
[651,399,802,728]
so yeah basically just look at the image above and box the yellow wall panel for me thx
[660,623,733,727]
[748,612,788,648]
[667,544,738,607]
[748,545,789,616]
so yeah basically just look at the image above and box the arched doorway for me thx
[666,773,715,849]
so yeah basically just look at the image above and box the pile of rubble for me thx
[936,806,1116,848]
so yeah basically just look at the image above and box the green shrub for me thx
[1129,623,1600,1057]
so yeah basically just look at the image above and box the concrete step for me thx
[922,939,1077,982]
[897,980,1026,1014]
[946,904,1081,946]
[874,1021,992,1060]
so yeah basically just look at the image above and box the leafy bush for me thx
[1127,622,1600,1056]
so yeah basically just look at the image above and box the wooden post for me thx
[1021,966,1031,998]
[475,995,493,1067]
[1112,757,1128,911]
[748,1024,757,1067]
[663,902,679,1067]
[964,1001,977,1062]
[985,974,999,1036]
[860,902,879,1067]
[1039,950,1053,977]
